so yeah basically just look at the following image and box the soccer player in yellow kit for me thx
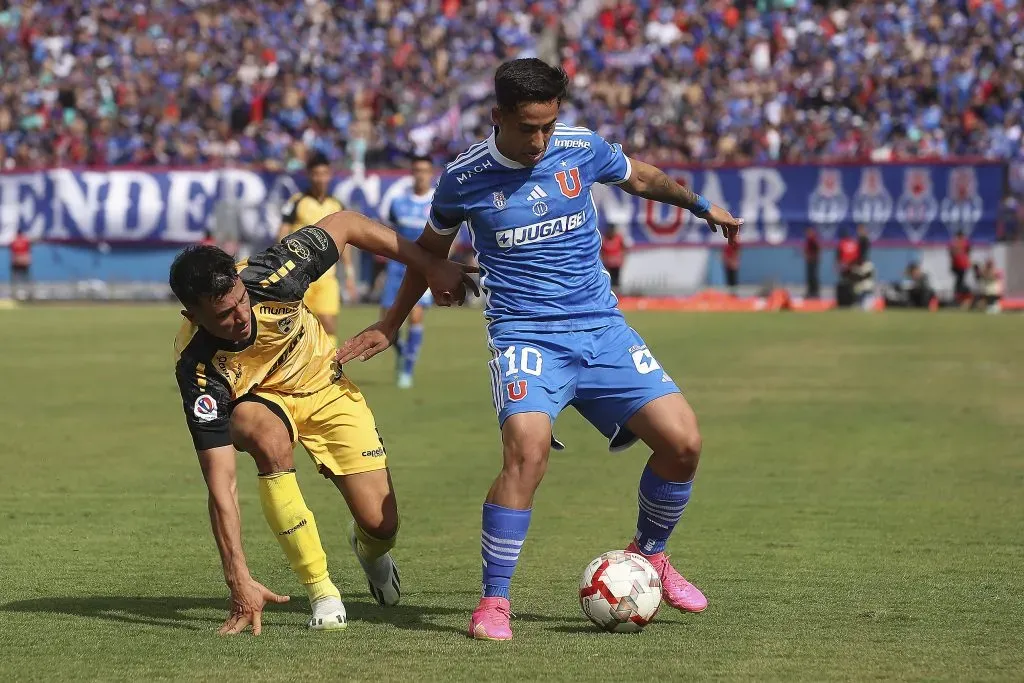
[278,154,358,341]
[171,210,475,634]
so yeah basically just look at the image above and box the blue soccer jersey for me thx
[387,189,434,281]
[382,188,435,310]
[429,124,680,445]
[428,124,631,334]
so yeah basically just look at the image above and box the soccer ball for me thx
[579,550,662,633]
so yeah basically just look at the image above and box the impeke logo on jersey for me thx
[495,209,587,249]
[194,394,218,422]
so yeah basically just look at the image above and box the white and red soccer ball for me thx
[579,550,662,633]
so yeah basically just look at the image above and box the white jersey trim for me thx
[608,154,632,186]
[446,140,488,169]
[487,133,526,169]
[427,214,460,236]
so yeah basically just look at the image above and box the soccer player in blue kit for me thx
[338,59,743,640]
[382,155,437,389]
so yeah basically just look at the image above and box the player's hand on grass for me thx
[703,205,744,243]
[218,577,290,636]
[336,321,395,365]
[426,259,480,307]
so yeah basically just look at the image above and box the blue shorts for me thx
[381,273,433,309]
[486,321,681,450]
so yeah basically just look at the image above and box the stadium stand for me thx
[0,0,1021,170]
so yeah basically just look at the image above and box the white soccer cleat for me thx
[349,522,401,606]
[397,372,413,389]
[307,595,347,631]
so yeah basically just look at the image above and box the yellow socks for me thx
[353,519,399,562]
[258,470,340,603]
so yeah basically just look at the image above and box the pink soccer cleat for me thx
[468,596,513,641]
[626,541,708,613]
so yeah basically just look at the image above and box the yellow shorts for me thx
[251,377,386,477]
[304,271,340,318]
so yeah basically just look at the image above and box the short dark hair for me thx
[494,58,569,112]
[410,154,433,165]
[169,244,238,309]
[307,152,330,172]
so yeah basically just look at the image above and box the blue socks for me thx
[402,324,424,376]
[481,503,531,600]
[634,465,692,555]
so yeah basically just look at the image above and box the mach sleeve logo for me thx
[555,167,582,198]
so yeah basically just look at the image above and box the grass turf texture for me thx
[0,305,1022,682]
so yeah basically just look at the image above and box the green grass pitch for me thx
[1,305,1022,681]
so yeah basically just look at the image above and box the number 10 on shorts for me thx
[489,345,543,409]
[503,346,543,377]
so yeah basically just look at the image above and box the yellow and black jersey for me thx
[174,226,341,451]
[282,195,344,242]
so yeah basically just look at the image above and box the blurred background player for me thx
[9,231,32,301]
[723,238,741,296]
[949,230,972,303]
[381,155,438,389]
[172,210,476,635]
[804,228,821,299]
[338,58,743,642]
[973,258,1003,313]
[600,223,628,296]
[278,154,357,344]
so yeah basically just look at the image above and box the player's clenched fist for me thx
[425,260,480,307]
[218,577,290,636]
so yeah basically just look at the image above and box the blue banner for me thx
[0,162,1005,247]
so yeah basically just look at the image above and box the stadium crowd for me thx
[1,0,1022,170]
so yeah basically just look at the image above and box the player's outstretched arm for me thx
[316,210,477,306]
[619,157,744,241]
[336,226,458,365]
[199,446,289,636]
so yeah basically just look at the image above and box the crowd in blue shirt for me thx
[1,0,1021,170]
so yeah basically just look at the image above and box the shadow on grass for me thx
[0,590,565,635]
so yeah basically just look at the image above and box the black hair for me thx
[306,152,330,171]
[410,154,433,165]
[494,58,569,112]
[169,244,239,309]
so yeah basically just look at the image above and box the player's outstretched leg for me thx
[330,468,402,607]
[622,393,708,613]
[469,412,551,641]
[230,402,346,631]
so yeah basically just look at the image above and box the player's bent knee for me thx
[502,442,549,485]
[229,413,293,473]
[356,516,400,551]
[652,413,702,472]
